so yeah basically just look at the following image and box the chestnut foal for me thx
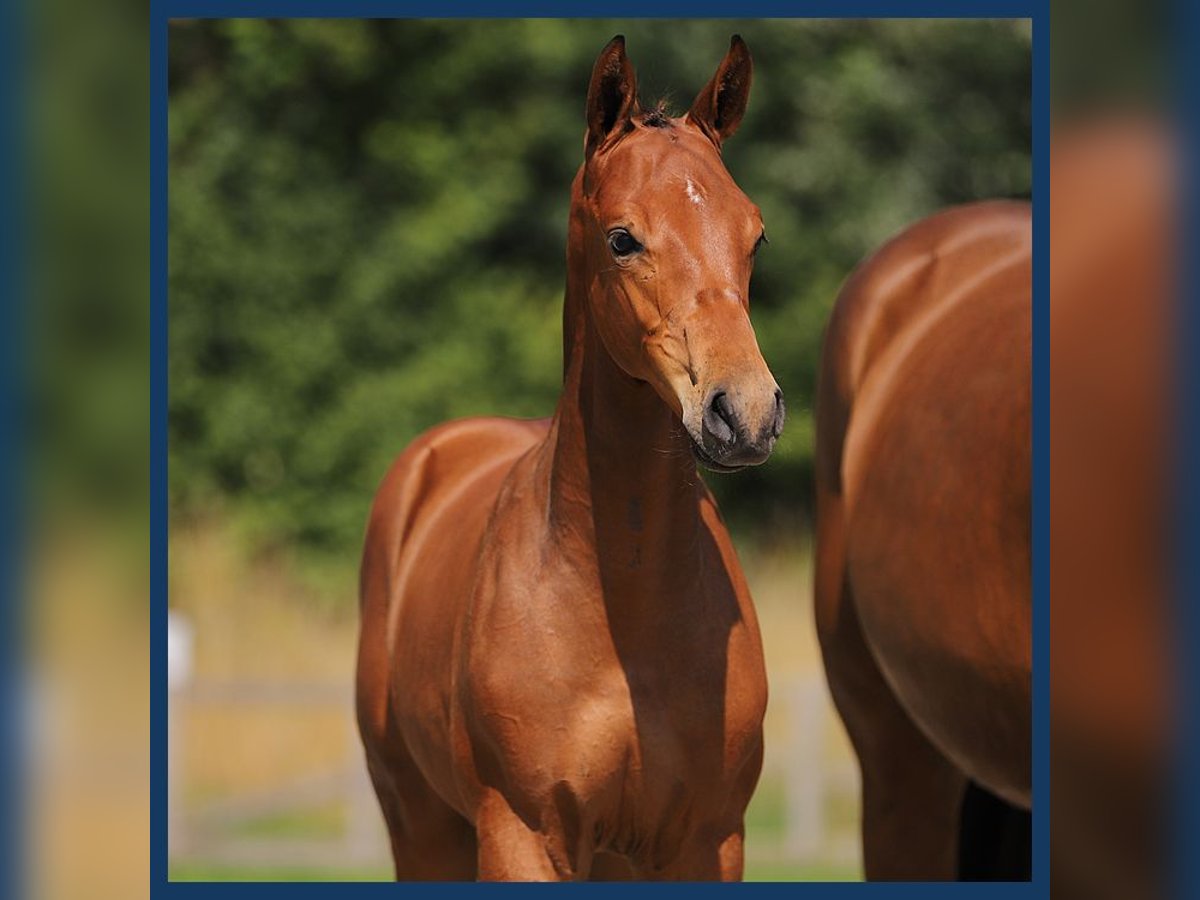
[356,36,784,881]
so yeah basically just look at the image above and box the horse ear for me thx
[687,35,753,145]
[586,35,639,156]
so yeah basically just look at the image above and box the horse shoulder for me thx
[358,415,549,811]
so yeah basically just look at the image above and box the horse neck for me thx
[541,186,706,605]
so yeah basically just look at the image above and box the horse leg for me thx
[363,745,477,881]
[815,491,965,880]
[957,781,1031,880]
[838,663,965,879]
[589,852,637,880]
[652,826,745,881]
[817,584,965,879]
[474,789,574,881]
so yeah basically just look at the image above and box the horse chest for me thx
[549,668,761,866]
[460,496,767,864]
[464,601,765,842]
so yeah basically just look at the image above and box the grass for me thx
[745,861,860,883]
[745,774,788,835]
[230,802,345,840]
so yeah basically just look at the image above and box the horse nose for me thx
[700,385,782,467]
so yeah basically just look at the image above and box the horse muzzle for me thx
[693,384,785,471]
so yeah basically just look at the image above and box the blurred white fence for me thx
[168,679,387,868]
[754,677,859,865]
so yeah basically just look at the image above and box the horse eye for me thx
[608,229,642,257]
[753,232,769,257]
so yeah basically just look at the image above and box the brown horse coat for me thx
[356,36,782,881]
[815,201,1032,879]
[1049,119,1170,900]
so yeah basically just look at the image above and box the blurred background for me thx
[26,0,148,897]
[164,19,1030,881]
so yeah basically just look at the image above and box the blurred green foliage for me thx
[33,0,148,529]
[169,19,1029,565]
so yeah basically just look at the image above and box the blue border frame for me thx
[151,4,1046,895]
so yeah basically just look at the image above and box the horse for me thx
[814,201,1032,879]
[1049,119,1170,900]
[356,35,784,881]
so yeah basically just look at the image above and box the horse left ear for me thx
[687,35,753,145]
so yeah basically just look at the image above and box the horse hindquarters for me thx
[818,446,1030,884]
[815,202,1032,881]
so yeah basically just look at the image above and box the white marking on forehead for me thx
[684,176,705,206]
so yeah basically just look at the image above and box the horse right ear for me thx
[586,35,639,156]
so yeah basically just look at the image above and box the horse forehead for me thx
[595,130,747,214]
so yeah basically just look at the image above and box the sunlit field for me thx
[29,525,150,900]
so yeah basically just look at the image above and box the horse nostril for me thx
[713,391,735,423]
[706,391,737,444]
[772,389,786,438]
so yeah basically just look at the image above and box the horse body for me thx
[357,36,780,881]
[1049,120,1170,900]
[815,201,1031,879]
